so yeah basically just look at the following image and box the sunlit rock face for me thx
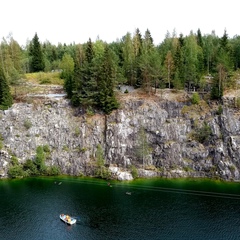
[1,94,240,181]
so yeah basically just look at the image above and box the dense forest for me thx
[1,28,240,113]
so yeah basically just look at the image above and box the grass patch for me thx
[24,119,32,130]
[181,100,210,119]
[24,72,63,85]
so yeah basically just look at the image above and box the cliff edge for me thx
[1,89,240,181]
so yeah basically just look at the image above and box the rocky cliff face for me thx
[1,90,240,181]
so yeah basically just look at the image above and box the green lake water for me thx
[1,177,240,240]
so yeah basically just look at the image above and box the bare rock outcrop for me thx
[1,92,240,181]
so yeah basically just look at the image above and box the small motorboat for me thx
[126,192,131,195]
[60,214,76,225]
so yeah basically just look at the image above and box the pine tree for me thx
[29,33,45,72]
[0,67,13,110]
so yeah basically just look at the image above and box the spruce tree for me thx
[0,67,13,110]
[122,32,136,86]
[77,38,98,107]
[143,29,154,52]
[220,29,228,50]
[97,47,119,114]
[133,28,143,88]
[173,39,185,89]
[30,33,45,72]
[196,28,203,48]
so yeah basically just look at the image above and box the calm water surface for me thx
[1,177,240,240]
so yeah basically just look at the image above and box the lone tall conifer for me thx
[29,33,45,72]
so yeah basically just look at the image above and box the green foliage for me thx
[139,48,161,93]
[80,147,87,153]
[191,92,200,104]
[95,166,111,179]
[130,165,138,179]
[0,67,13,110]
[183,166,192,172]
[216,105,223,115]
[43,144,51,159]
[60,53,75,77]
[23,159,38,175]
[74,127,80,137]
[9,156,61,178]
[97,46,119,114]
[62,145,69,152]
[8,145,59,178]
[39,78,51,84]
[210,85,223,100]
[1,27,240,101]
[136,126,151,167]
[122,32,136,86]
[60,53,75,98]
[47,166,61,175]
[86,106,94,116]
[0,133,3,149]
[8,165,24,178]
[96,144,105,167]
[0,36,23,84]
[24,119,32,130]
[71,38,98,107]
[34,146,47,174]
[43,144,50,153]
[235,97,240,109]
[196,29,203,47]
[163,51,174,89]
[210,165,217,175]
[10,156,19,166]
[183,33,199,88]
[229,165,236,172]
[193,122,212,143]
[24,72,63,85]
[70,39,119,115]
[29,33,45,72]
[94,144,111,179]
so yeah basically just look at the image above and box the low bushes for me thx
[8,145,61,178]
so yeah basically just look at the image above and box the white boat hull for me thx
[60,214,76,225]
